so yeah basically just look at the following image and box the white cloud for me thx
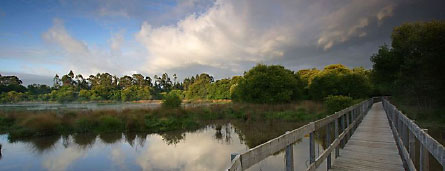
[42,18,145,76]
[136,128,245,170]
[135,0,398,76]
[135,0,291,74]
[42,19,89,56]
[42,146,86,171]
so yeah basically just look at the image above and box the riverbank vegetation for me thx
[0,101,328,140]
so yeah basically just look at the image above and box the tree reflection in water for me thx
[10,135,61,153]
[73,133,97,149]
[99,133,122,144]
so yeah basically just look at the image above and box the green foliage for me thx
[233,64,302,103]
[309,64,371,100]
[371,20,445,108]
[324,95,353,114]
[0,75,26,93]
[186,73,213,99]
[0,91,26,103]
[167,90,185,99]
[97,115,123,132]
[121,85,151,101]
[78,89,92,101]
[264,108,313,121]
[208,79,231,99]
[49,86,76,102]
[162,92,182,108]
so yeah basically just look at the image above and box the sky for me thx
[0,0,444,85]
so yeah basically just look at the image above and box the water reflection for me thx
[0,122,326,171]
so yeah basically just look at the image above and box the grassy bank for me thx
[0,101,326,140]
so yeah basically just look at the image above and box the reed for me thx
[0,101,326,139]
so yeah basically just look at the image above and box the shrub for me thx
[19,114,62,135]
[324,95,353,114]
[233,64,302,103]
[162,92,182,109]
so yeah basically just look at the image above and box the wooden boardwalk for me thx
[330,102,404,171]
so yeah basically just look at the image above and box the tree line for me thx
[0,63,372,103]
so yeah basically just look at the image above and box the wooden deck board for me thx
[329,102,404,171]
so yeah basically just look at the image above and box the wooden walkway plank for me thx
[330,102,404,171]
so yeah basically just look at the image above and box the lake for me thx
[0,123,327,171]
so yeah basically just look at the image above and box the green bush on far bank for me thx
[162,92,182,109]
[324,95,353,114]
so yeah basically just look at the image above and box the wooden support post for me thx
[346,112,350,141]
[285,144,294,171]
[310,132,315,164]
[420,129,429,171]
[409,130,415,165]
[404,124,409,149]
[341,115,345,148]
[326,123,331,169]
[335,117,339,158]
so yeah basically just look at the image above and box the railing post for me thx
[285,144,294,171]
[420,129,429,171]
[346,112,350,141]
[335,117,339,158]
[341,115,345,148]
[326,122,331,169]
[404,124,409,149]
[409,129,415,165]
[310,132,315,164]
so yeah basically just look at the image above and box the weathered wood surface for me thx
[330,102,404,171]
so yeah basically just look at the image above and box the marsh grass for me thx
[0,101,326,139]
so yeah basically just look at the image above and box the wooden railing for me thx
[228,98,375,171]
[382,98,445,171]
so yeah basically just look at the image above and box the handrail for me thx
[228,98,375,171]
[382,98,445,171]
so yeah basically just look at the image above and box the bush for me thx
[19,114,62,135]
[162,92,182,109]
[233,64,302,103]
[309,65,371,100]
[324,95,353,114]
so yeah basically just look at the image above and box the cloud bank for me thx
[134,0,406,78]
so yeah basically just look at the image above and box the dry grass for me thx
[0,100,326,139]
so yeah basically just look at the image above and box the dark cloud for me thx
[135,0,445,80]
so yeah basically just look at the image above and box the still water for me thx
[0,124,325,171]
